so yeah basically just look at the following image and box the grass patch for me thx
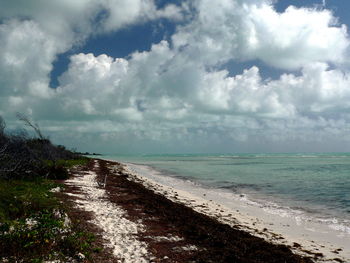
[0,179,58,222]
[0,158,101,262]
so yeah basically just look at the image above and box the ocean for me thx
[103,153,350,237]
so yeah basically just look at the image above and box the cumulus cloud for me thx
[56,50,350,121]
[0,0,184,98]
[0,0,183,35]
[0,19,58,117]
[172,0,349,69]
[0,0,184,117]
[98,0,184,32]
[49,42,350,152]
[1,0,350,152]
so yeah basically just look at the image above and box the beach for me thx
[61,158,348,262]
[3,1,350,262]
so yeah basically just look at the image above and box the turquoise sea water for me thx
[104,153,350,229]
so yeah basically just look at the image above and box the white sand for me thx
[65,160,152,263]
[119,162,350,263]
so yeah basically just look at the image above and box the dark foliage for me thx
[0,116,81,180]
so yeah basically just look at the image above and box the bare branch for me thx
[16,112,44,139]
[0,115,5,134]
[0,143,8,155]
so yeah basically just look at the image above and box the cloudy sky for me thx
[1,0,350,154]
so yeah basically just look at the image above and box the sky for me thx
[1,0,350,154]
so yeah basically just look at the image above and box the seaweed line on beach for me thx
[99,159,319,262]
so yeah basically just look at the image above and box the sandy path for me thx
[64,160,152,263]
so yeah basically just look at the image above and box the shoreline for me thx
[62,158,346,262]
[121,161,349,262]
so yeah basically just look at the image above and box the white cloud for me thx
[57,53,130,117]
[0,19,57,103]
[1,0,350,152]
[0,0,183,96]
[0,0,183,118]
[172,0,349,69]
[48,45,350,152]
[0,0,183,36]
[99,0,184,32]
[55,46,350,123]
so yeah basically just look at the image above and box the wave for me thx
[125,162,350,237]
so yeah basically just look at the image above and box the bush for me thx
[0,115,82,180]
[46,165,69,180]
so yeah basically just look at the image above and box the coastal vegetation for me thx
[0,115,99,262]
